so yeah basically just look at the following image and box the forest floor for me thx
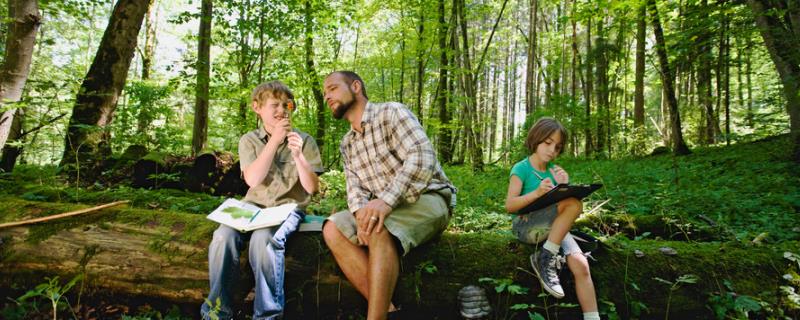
[1,134,798,319]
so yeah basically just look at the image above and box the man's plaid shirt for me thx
[341,101,455,213]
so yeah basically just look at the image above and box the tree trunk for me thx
[236,0,252,131]
[415,5,425,124]
[59,0,149,176]
[0,0,41,163]
[748,0,800,163]
[191,0,211,157]
[436,0,452,164]
[303,0,327,161]
[525,0,537,115]
[584,16,594,156]
[697,0,714,145]
[633,2,646,154]
[595,18,608,156]
[0,198,795,319]
[723,15,731,146]
[140,0,156,80]
[456,0,482,171]
[648,0,690,155]
[136,0,157,136]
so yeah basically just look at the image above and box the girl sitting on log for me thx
[504,117,599,320]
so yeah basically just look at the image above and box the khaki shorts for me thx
[327,189,451,255]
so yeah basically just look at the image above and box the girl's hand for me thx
[551,165,569,184]
[536,178,556,196]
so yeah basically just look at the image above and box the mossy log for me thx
[213,160,248,197]
[184,152,235,193]
[0,197,795,319]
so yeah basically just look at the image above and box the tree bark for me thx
[648,0,691,155]
[525,0,537,115]
[303,0,327,160]
[748,0,800,163]
[415,4,425,124]
[633,3,646,154]
[595,18,608,156]
[697,0,715,145]
[136,0,157,135]
[0,0,41,163]
[584,15,594,156]
[59,0,149,175]
[436,0,452,164]
[140,0,156,80]
[0,198,794,319]
[191,0,212,156]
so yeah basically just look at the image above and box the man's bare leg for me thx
[322,222,397,314]
[367,229,400,320]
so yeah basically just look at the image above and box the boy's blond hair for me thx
[525,117,568,154]
[251,81,295,107]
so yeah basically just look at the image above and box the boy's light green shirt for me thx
[510,158,556,196]
[238,128,324,210]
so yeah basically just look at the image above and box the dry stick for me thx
[0,200,130,229]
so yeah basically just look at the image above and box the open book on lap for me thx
[517,184,603,215]
[207,198,297,232]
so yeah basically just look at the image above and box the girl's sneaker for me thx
[531,250,565,298]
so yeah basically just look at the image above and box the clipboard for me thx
[517,183,603,214]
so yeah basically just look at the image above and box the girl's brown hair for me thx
[525,117,568,154]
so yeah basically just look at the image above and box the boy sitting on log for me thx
[201,81,324,320]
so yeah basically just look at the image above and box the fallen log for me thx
[0,197,795,319]
[184,152,234,193]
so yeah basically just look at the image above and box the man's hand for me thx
[550,165,569,185]
[287,132,303,158]
[354,199,392,245]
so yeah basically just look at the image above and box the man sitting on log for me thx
[321,71,457,320]
[201,81,324,320]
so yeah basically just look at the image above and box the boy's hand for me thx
[287,132,303,158]
[270,118,291,145]
[551,165,569,184]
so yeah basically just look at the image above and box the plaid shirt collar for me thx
[346,101,377,139]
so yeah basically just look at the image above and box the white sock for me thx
[583,311,600,320]
[543,240,560,254]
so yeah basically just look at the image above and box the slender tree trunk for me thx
[236,0,252,130]
[141,0,156,80]
[456,0,482,171]
[436,0,451,163]
[745,36,754,128]
[584,15,594,156]
[415,5,425,124]
[748,0,800,162]
[697,0,714,145]
[648,0,690,155]
[633,2,646,154]
[595,17,608,156]
[400,7,406,104]
[135,0,157,136]
[60,0,149,174]
[525,0,537,115]
[723,16,731,146]
[0,0,41,167]
[304,0,326,157]
[191,0,211,156]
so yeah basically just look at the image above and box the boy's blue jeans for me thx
[201,210,304,320]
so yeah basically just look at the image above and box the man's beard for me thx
[332,90,356,119]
